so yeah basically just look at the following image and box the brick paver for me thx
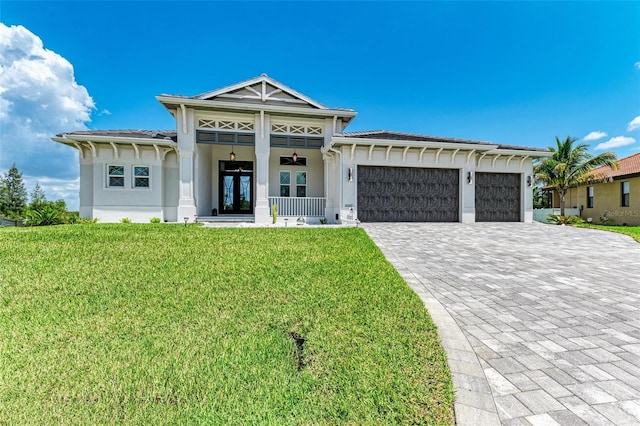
[364,223,640,426]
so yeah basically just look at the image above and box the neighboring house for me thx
[545,153,640,225]
[52,74,549,224]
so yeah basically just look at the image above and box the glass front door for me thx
[219,162,253,214]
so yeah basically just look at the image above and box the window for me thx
[587,186,594,208]
[279,156,307,166]
[296,171,307,197]
[280,171,290,197]
[107,165,124,187]
[133,166,150,188]
[622,181,630,207]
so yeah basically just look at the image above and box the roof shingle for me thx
[590,152,640,180]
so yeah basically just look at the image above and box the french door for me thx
[219,162,253,214]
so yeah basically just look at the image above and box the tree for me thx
[0,164,28,219]
[29,182,47,210]
[534,136,618,217]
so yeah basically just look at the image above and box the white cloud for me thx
[583,131,607,141]
[627,116,640,132]
[635,61,640,70]
[595,136,637,150]
[0,23,94,206]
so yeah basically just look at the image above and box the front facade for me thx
[53,75,549,224]
[546,153,640,225]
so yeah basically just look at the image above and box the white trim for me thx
[402,146,410,162]
[156,96,356,121]
[191,74,329,109]
[132,165,151,190]
[106,164,125,188]
[109,142,119,159]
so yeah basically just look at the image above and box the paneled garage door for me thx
[357,166,459,222]
[475,172,521,222]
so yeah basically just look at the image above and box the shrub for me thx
[319,217,327,225]
[150,217,161,224]
[271,203,277,224]
[547,214,584,225]
[120,218,132,224]
[23,205,62,226]
[77,217,99,224]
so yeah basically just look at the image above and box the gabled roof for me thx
[192,74,328,109]
[156,74,357,123]
[589,152,640,181]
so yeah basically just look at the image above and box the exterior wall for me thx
[84,144,174,223]
[549,177,640,225]
[338,149,534,223]
[268,147,324,198]
[581,176,640,225]
[344,146,477,223]
[79,161,93,219]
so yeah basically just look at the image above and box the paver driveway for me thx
[364,223,640,426]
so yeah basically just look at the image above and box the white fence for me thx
[268,197,326,217]
[533,208,581,223]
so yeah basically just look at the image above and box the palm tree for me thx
[534,136,618,217]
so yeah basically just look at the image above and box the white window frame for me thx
[279,171,291,197]
[132,165,151,189]
[107,164,125,188]
[296,171,307,197]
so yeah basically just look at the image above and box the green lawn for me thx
[579,224,640,243]
[0,225,454,425]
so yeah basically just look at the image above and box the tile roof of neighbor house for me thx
[590,152,640,180]
[58,130,177,142]
[339,130,548,152]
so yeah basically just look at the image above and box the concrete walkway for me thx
[364,223,640,426]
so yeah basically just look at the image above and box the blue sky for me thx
[1,1,639,210]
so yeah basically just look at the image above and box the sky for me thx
[1,1,639,211]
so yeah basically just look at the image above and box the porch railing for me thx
[268,197,326,217]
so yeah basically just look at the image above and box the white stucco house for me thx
[52,74,549,224]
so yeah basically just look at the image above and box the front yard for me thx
[0,225,454,425]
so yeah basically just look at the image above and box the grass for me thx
[0,225,454,425]
[578,224,640,243]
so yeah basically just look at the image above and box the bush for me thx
[77,217,99,224]
[150,217,161,223]
[547,214,584,225]
[23,205,63,226]
[319,217,327,224]
[120,218,132,224]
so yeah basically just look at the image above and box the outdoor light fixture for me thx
[467,171,473,184]
[229,150,236,161]
[527,175,532,187]
[292,151,298,162]
[348,167,353,182]
[183,216,189,227]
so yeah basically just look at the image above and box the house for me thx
[545,153,640,225]
[52,74,549,224]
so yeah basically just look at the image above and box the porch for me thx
[268,196,327,218]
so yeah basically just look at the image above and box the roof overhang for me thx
[156,96,357,124]
[329,136,550,157]
[53,134,176,146]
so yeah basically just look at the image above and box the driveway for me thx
[364,223,640,426]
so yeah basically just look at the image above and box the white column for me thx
[254,112,270,223]
[177,107,197,221]
[323,118,340,223]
